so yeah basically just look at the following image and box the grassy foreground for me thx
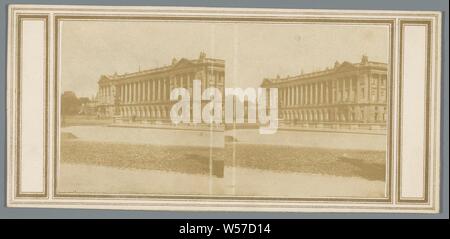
[61,132,386,181]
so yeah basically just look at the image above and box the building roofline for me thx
[264,57,388,85]
[100,53,224,82]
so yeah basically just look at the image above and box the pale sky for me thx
[60,20,389,98]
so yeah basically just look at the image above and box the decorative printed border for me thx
[397,20,432,203]
[6,5,441,213]
[15,15,49,198]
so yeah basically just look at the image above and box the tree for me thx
[61,91,81,115]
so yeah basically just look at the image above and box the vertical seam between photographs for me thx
[232,24,238,196]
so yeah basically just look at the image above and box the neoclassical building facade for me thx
[95,52,225,122]
[261,56,388,129]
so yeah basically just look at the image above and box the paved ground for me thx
[61,125,224,147]
[226,129,386,150]
[62,125,386,150]
[58,163,385,198]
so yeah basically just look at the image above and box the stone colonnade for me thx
[275,73,387,124]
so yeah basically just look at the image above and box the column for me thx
[131,83,134,103]
[349,77,354,102]
[132,83,135,103]
[187,74,191,89]
[301,85,304,105]
[124,84,127,103]
[308,84,312,105]
[306,84,309,105]
[147,80,151,102]
[128,84,131,103]
[139,82,142,102]
[285,88,288,106]
[335,80,338,103]
[304,85,308,105]
[142,82,145,102]
[305,85,308,105]
[148,80,152,102]
[163,79,167,101]
[292,87,295,106]
[155,79,159,101]
[116,85,119,103]
[286,88,290,106]
[288,87,291,106]
[187,74,192,96]
[142,81,146,101]
[152,79,156,101]
[286,88,289,106]
[279,88,283,106]
[118,85,121,103]
[160,79,163,101]
[129,83,132,103]
[289,87,293,106]
[283,87,289,106]
[120,85,124,103]
[161,78,164,100]
[336,79,340,102]
[150,80,153,101]
[160,79,163,100]
[138,82,142,103]
[345,78,349,101]
[287,87,290,106]
[133,83,136,102]
[160,78,165,100]
[315,83,318,105]
[200,74,204,92]
[126,84,129,103]
[331,81,335,103]
[320,82,324,104]
[135,82,138,103]
[376,76,380,102]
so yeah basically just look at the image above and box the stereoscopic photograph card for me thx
[6,5,442,212]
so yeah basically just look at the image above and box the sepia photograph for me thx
[57,19,390,199]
